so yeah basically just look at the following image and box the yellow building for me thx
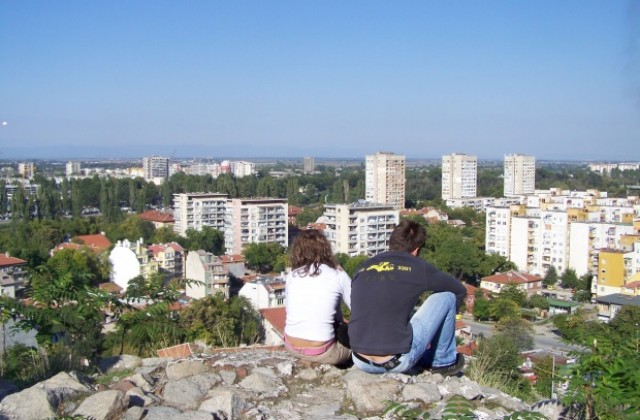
[596,249,626,296]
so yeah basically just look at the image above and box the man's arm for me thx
[427,268,467,309]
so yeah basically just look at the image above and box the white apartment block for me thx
[231,161,256,178]
[185,250,229,299]
[224,198,288,255]
[323,201,399,257]
[504,154,535,197]
[66,161,81,177]
[588,162,640,174]
[18,162,36,179]
[173,193,228,236]
[303,156,315,173]
[441,153,477,200]
[486,189,640,278]
[365,152,406,210]
[143,156,170,182]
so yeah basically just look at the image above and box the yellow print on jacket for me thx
[365,261,395,272]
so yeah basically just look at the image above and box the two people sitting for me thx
[283,221,467,375]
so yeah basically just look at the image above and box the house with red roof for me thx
[0,253,28,298]
[480,270,543,297]
[52,233,112,255]
[260,307,286,347]
[138,210,175,229]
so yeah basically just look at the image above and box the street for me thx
[462,316,583,353]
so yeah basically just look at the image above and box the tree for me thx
[472,290,491,321]
[185,227,224,254]
[499,283,527,307]
[180,294,262,347]
[488,298,521,321]
[560,268,579,289]
[543,266,558,288]
[494,317,534,351]
[243,242,286,273]
[526,294,550,310]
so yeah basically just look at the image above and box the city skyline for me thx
[1,1,639,161]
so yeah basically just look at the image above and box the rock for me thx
[0,387,60,420]
[100,355,142,373]
[342,370,400,413]
[402,382,441,404]
[199,388,252,419]
[0,379,18,402]
[73,389,129,420]
[145,406,183,420]
[166,359,212,380]
[162,373,220,411]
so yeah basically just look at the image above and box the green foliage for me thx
[559,268,579,290]
[526,295,550,310]
[489,298,521,321]
[502,412,549,420]
[184,226,224,254]
[542,266,558,287]
[494,317,534,351]
[295,206,324,227]
[467,334,531,400]
[243,242,286,273]
[532,356,554,399]
[499,284,527,307]
[473,292,491,321]
[179,294,263,347]
[441,395,475,420]
[384,401,430,419]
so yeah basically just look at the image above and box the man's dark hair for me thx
[389,220,426,253]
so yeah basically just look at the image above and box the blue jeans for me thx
[352,292,457,374]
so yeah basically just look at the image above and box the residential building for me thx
[17,162,36,179]
[185,250,229,299]
[52,233,112,255]
[485,189,640,282]
[66,161,82,177]
[595,293,640,322]
[260,307,286,346]
[224,198,288,255]
[0,253,27,298]
[148,242,185,281]
[138,210,175,229]
[365,152,406,210]
[173,192,228,236]
[441,153,477,200]
[504,154,536,196]
[142,156,170,183]
[303,156,315,174]
[238,276,286,311]
[323,201,399,257]
[231,161,255,178]
[480,270,543,297]
[109,238,158,290]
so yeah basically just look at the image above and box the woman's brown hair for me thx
[289,229,338,276]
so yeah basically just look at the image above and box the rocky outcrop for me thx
[0,348,555,419]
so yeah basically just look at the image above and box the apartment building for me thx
[323,201,399,257]
[18,162,36,179]
[504,154,535,196]
[173,193,228,236]
[0,253,27,298]
[365,152,406,210]
[224,198,288,255]
[303,156,315,174]
[441,153,477,200]
[486,189,640,286]
[143,156,170,182]
[109,238,159,290]
[231,161,256,178]
[185,250,230,299]
[66,161,82,177]
[148,242,185,281]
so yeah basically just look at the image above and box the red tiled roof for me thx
[482,270,541,285]
[138,210,175,223]
[464,284,478,294]
[260,307,286,335]
[98,282,123,293]
[220,254,244,263]
[76,234,112,250]
[0,254,27,267]
[624,281,640,288]
[288,206,303,216]
[457,341,478,357]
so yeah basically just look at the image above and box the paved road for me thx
[463,317,583,353]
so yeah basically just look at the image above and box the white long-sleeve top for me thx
[284,264,352,342]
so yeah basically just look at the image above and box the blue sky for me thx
[1,1,638,160]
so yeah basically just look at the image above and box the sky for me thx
[0,1,639,161]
